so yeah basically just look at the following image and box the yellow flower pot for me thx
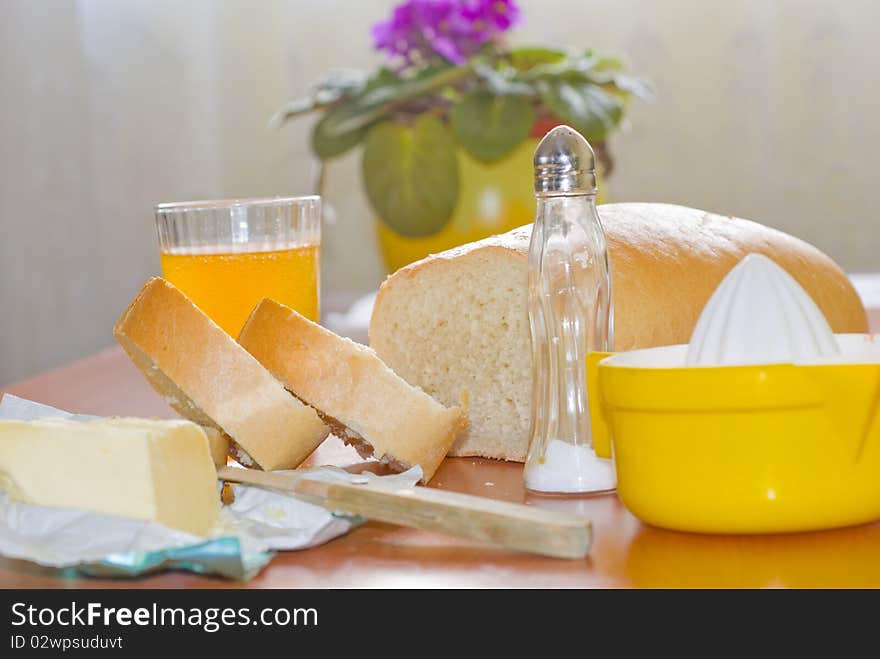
[376,136,605,273]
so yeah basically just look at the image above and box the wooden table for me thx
[2,308,880,588]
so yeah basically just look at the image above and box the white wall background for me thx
[1,0,878,384]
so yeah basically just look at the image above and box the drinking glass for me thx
[155,196,320,337]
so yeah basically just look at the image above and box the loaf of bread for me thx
[238,299,467,483]
[370,202,868,462]
[115,277,330,470]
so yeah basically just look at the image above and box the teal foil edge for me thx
[59,536,273,581]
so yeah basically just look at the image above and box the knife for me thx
[217,465,592,559]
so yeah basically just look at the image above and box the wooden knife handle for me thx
[218,466,591,559]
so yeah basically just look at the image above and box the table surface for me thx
[2,306,880,588]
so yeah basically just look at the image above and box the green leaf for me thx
[472,62,534,97]
[509,46,567,70]
[451,90,535,162]
[309,65,472,160]
[269,97,323,129]
[361,67,401,93]
[355,64,467,116]
[309,70,406,158]
[272,69,370,130]
[362,116,459,238]
[310,104,372,159]
[609,73,653,100]
[521,51,651,102]
[536,79,624,142]
[313,68,370,101]
[592,56,624,73]
[521,53,599,83]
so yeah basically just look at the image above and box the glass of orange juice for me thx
[155,196,320,337]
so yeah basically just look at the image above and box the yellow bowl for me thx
[587,335,880,533]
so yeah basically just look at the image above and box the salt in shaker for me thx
[524,125,614,494]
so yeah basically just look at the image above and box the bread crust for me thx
[373,203,867,347]
[238,299,467,483]
[114,278,330,470]
[370,203,868,461]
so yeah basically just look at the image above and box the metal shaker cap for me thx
[533,125,597,195]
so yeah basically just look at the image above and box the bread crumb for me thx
[220,482,235,505]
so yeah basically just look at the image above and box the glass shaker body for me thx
[524,194,614,494]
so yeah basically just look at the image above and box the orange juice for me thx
[160,244,319,336]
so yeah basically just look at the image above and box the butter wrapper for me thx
[0,394,421,580]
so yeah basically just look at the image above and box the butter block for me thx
[0,417,220,536]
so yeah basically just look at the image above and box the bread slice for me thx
[238,298,467,483]
[370,202,869,462]
[202,427,231,469]
[114,277,330,470]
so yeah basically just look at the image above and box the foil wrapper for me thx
[0,394,420,580]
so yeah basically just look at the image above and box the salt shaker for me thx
[524,125,614,494]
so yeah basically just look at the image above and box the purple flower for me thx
[372,0,520,66]
[461,0,520,32]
